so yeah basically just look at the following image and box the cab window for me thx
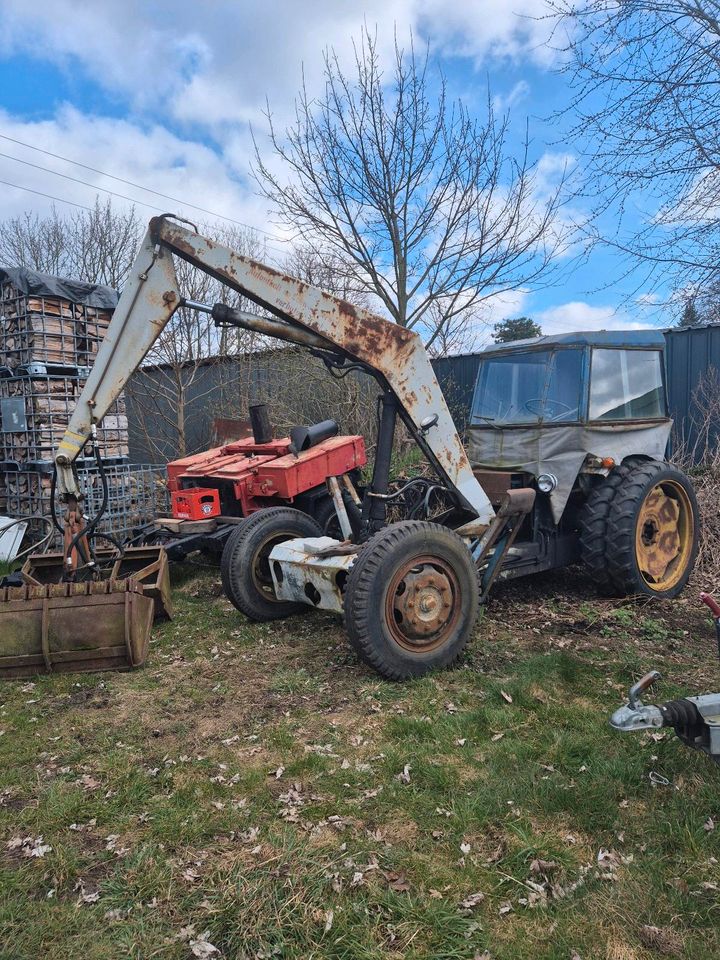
[471,348,583,425]
[589,349,665,421]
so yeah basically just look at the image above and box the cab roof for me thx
[479,329,666,354]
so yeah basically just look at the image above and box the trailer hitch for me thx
[610,594,720,762]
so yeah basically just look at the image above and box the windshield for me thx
[471,348,584,425]
[589,348,665,421]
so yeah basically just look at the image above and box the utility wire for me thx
[0,177,91,210]
[0,150,175,214]
[0,132,289,242]
[0,151,289,259]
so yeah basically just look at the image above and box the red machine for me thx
[167,433,366,522]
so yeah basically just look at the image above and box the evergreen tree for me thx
[492,317,542,343]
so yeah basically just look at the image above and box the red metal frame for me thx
[167,434,366,519]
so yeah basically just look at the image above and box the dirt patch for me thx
[376,819,419,845]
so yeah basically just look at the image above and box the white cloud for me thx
[0,106,295,258]
[493,80,531,113]
[0,1,566,291]
[535,300,656,334]
[0,1,557,131]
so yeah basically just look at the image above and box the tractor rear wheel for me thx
[344,521,479,680]
[221,507,322,621]
[579,464,632,587]
[313,496,342,539]
[606,461,699,598]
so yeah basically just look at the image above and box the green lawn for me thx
[1,564,719,959]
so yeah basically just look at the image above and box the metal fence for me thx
[5,463,169,550]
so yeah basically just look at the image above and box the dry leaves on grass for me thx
[383,870,411,892]
[395,764,411,784]
[189,932,222,958]
[6,836,52,858]
[458,891,485,911]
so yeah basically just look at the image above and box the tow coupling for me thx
[609,593,720,763]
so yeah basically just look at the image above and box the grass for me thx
[1,563,719,959]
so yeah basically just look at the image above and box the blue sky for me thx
[0,0,665,342]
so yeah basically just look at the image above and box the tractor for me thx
[38,216,698,680]
[466,330,698,599]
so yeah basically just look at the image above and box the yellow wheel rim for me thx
[635,479,694,591]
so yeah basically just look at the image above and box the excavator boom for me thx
[55,216,495,528]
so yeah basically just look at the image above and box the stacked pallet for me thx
[0,268,116,371]
[0,373,128,468]
[0,267,128,543]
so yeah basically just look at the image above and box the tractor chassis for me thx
[267,489,536,616]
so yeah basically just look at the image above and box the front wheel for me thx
[220,507,322,621]
[344,521,479,680]
[606,461,699,598]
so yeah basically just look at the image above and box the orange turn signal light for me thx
[601,457,616,469]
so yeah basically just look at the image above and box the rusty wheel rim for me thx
[384,554,461,653]
[250,530,296,602]
[634,480,694,591]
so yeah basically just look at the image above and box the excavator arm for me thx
[55,215,496,529]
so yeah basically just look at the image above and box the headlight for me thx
[537,473,558,494]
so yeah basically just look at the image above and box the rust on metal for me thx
[385,556,461,652]
[22,546,173,620]
[0,580,154,678]
[153,219,494,524]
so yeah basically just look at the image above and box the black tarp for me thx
[0,266,118,309]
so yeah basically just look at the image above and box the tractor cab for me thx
[467,330,672,523]
[462,329,698,595]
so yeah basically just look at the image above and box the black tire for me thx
[606,460,699,599]
[220,507,322,621]
[344,520,479,681]
[579,463,632,587]
[313,496,342,539]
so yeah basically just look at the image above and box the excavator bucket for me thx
[0,546,171,679]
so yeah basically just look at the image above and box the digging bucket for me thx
[0,580,155,678]
[0,546,171,679]
[22,545,173,620]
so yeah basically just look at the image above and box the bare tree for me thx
[0,198,142,288]
[549,1,720,297]
[254,29,570,351]
[283,244,369,305]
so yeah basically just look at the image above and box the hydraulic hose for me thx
[63,437,112,575]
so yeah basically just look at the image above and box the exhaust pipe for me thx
[289,419,339,455]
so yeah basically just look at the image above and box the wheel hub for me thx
[636,485,682,582]
[392,565,454,643]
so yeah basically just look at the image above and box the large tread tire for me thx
[605,460,699,599]
[220,507,321,621]
[579,464,632,587]
[344,520,479,681]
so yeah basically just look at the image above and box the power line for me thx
[0,150,174,215]
[0,178,91,210]
[0,151,289,260]
[0,132,289,241]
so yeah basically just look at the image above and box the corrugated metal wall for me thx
[431,353,482,433]
[664,323,720,460]
[126,325,720,465]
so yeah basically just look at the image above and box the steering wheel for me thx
[524,398,573,421]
